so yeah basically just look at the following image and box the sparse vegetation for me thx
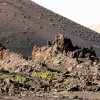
[12,76,27,84]
[0,66,4,71]
[32,71,59,80]
[0,74,8,80]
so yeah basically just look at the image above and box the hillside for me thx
[0,0,100,58]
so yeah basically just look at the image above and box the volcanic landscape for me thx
[0,0,100,99]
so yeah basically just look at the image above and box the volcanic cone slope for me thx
[0,0,100,58]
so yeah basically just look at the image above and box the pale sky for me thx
[32,0,100,27]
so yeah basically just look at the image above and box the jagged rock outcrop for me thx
[0,48,35,73]
[31,34,98,73]
[32,34,97,62]
[0,34,99,73]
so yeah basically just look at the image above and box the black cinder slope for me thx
[0,0,100,58]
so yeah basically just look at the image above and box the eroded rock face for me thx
[32,34,75,62]
[0,47,35,73]
[32,34,97,62]
[31,34,98,73]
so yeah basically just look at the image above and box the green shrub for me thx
[32,71,58,80]
[0,66,4,71]
[12,76,27,84]
[0,74,8,79]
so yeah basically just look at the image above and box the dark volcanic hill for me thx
[0,0,100,58]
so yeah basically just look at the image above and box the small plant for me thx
[32,71,58,80]
[12,76,27,84]
[0,74,8,79]
[0,66,4,71]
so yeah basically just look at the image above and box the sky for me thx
[32,0,100,27]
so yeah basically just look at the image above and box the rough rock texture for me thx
[0,34,100,98]
[32,34,97,61]
[32,34,74,61]
[0,49,35,73]
[32,34,98,73]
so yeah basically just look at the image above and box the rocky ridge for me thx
[0,34,100,99]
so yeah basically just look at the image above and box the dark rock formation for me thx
[32,34,97,62]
